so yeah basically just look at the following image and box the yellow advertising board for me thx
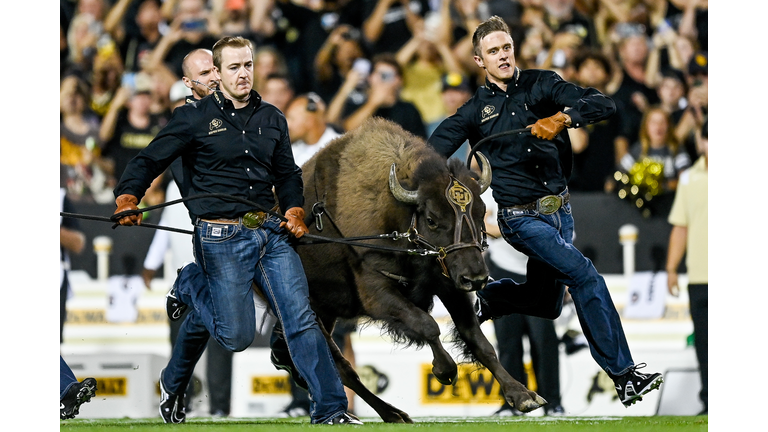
[421,364,505,404]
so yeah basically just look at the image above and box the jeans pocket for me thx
[499,207,535,237]
[562,202,572,215]
[199,222,239,243]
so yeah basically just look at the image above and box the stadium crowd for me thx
[60,0,707,208]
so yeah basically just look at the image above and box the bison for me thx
[270,118,546,422]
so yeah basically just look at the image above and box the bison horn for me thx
[389,163,419,204]
[476,151,492,194]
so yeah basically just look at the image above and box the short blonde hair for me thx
[212,36,253,71]
[472,16,512,58]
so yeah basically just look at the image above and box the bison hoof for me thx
[383,411,414,423]
[517,395,548,413]
[433,371,459,386]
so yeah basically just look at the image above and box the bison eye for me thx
[426,216,438,229]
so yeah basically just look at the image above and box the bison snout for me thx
[459,274,489,292]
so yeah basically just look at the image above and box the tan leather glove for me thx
[280,207,309,238]
[113,194,142,226]
[529,112,570,140]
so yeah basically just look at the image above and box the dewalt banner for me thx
[421,363,505,404]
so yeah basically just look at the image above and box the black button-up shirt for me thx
[114,90,303,221]
[428,67,615,207]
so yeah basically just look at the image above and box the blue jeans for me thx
[478,201,635,377]
[163,216,348,423]
[60,356,78,398]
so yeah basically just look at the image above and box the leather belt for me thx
[507,191,570,215]
[201,211,268,229]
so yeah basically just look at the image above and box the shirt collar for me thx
[212,89,262,110]
[484,67,520,94]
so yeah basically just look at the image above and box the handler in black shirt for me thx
[112,36,358,425]
[428,16,663,409]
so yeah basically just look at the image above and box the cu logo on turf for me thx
[210,118,223,130]
[481,105,495,119]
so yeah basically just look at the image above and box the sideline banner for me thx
[623,271,667,319]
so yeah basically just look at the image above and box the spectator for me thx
[445,0,486,78]
[644,17,685,89]
[568,49,627,193]
[260,73,295,113]
[609,25,660,144]
[433,72,475,159]
[656,69,687,121]
[99,72,169,184]
[675,50,707,163]
[537,0,598,70]
[343,0,430,57]
[665,120,708,416]
[313,24,369,104]
[60,74,111,204]
[145,0,221,80]
[64,11,105,76]
[328,53,427,139]
[217,0,255,38]
[262,0,332,95]
[89,47,126,118]
[253,45,289,95]
[117,0,165,73]
[396,5,463,135]
[285,92,342,167]
[620,106,691,196]
[664,0,707,51]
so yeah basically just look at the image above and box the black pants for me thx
[486,256,562,407]
[170,311,233,415]
[688,283,707,410]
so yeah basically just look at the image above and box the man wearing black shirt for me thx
[112,36,358,425]
[428,16,662,409]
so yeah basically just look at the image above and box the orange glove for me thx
[113,194,142,226]
[529,112,570,140]
[280,207,309,238]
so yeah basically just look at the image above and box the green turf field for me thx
[60,416,707,431]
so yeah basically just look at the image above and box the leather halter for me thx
[405,176,487,278]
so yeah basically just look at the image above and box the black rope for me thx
[465,127,531,169]
[60,193,440,256]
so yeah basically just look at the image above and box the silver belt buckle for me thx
[538,195,561,215]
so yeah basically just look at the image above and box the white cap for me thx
[169,80,191,102]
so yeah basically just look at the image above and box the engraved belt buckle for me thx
[242,211,266,229]
[538,195,561,215]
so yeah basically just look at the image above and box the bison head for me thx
[388,152,492,292]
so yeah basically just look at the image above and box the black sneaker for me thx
[159,370,186,423]
[270,351,308,390]
[545,404,566,416]
[613,363,663,407]
[60,377,97,420]
[324,412,363,425]
[166,264,191,321]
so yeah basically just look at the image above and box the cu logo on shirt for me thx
[481,105,495,119]
[210,118,223,130]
